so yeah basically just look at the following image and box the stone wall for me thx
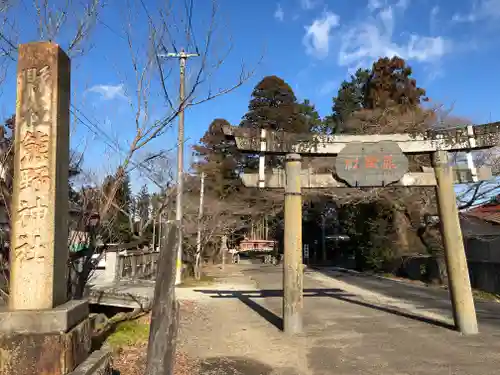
[396,252,500,295]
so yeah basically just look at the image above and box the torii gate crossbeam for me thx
[223,122,500,336]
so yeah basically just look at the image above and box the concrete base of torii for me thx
[0,300,112,375]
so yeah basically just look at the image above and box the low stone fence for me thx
[99,248,159,284]
[116,250,159,280]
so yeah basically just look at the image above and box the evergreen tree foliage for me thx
[102,172,133,242]
[364,56,427,110]
[327,57,429,134]
[240,75,309,133]
[137,184,150,225]
[193,118,242,198]
[298,99,322,133]
[325,68,370,133]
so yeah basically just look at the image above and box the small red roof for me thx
[465,201,500,225]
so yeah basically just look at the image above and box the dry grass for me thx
[107,313,199,375]
[177,274,215,288]
[106,316,150,350]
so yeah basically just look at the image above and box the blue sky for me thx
[1,0,500,192]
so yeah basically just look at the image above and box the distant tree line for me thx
[190,56,450,275]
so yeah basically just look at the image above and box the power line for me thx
[70,105,169,188]
[94,14,127,42]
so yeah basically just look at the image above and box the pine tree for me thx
[327,57,430,135]
[241,75,309,133]
[193,118,242,198]
[364,56,427,110]
[325,68,370,134]
[101,172,133,242]
[137,184,150,231]
[326,56,436,267]
[298,99,322,133]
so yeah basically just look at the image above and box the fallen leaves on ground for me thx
[179,299,198,314]
[112,343,147,375]
[108,312,200,374]
[112,345,198,375]
[174,351,199,375]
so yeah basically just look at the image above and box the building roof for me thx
[464,199,500,225]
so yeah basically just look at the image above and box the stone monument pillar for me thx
[9,41,70,310]
[0,42,111,375]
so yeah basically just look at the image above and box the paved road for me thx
[237,264,500,374]
[311,266,500,329]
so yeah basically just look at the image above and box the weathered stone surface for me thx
[88,280,155,309]
[10,41,70,310]
[0,300,88,334]
[68,349,113,375]
[0,317,91,375]
[222,122,500,154]
[335,141,409,187]
[241,167,493,189]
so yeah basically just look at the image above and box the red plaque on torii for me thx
[335,141,409,187]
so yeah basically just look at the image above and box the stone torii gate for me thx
[223,123,500,336]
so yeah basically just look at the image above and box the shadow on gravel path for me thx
[199,356,299,375]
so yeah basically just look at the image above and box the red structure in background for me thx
[466,196,500,225]
[238,238,276,252]
[228,237,278,264]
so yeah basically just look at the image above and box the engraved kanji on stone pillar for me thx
[10,42,70,310]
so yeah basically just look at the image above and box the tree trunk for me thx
[394,209,410,255]
[194,252,202,280]
[220,235,228,269]
[68,249,98,300]
[145,222,179,375]
[436,256,448,284]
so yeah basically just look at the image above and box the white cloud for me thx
[452,0,500,23]
[274,3,284,22]
[368,0,386,11]
[452,13,476,23]
[368,0,409,12]
[339,6,448,69]
[303,12,340,58]
[87,84,126,100]
[429,6,440,34]
[300,0,319,10]
[395,0,409,10]
[406,35,446,60]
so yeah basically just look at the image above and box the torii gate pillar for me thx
[283,153,303,334]
[433,150,478,335]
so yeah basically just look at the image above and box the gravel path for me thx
[176,264,311,375]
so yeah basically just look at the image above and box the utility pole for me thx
[195,171,205,279]
[160,49,199,285]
